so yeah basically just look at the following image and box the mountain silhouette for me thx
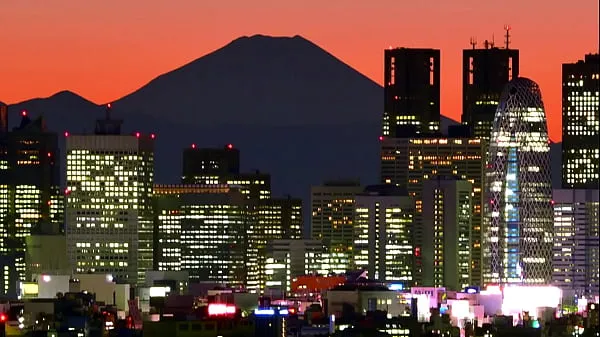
[4,35,563,232]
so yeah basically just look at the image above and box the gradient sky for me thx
[1,1,598,141]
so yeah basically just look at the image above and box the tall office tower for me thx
[383,48,440,136]
[421,177,472,290]
[380,137,485,286]
[65,105,154,285]
[462,39,519,139]
[182,144,271,200]
[181,144,240,183]
[552,189,599,298]
[153,184,247,285]
[484,77,553,285]
[353,185,413,284]
[310,180,363,274]
[0,112,61,297]
[562,54,600,189]
[263,239,325,296]
[247,196,303,292]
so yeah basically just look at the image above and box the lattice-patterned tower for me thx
[484,77,554,285]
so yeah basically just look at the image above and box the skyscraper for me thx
[65,105,154,285]
[383,48,440,137]
[484,77,553,285]
[181,144,240,183]
[380,137,486,286]
[247,196,303,292]
[552,189,599,298]
[462,39,519,140]
[0,111,62,297]
[421,177,472,290]
[310,180,363,274]
[353,185,413,284]
[562,54,600,189]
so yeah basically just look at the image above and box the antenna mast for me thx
[470,37,477,49]
[106,103,112,120]
[504,25,511,49]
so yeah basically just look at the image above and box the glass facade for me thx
[0,115,61,297]
[353,186,413,284]
[552,189,599,297]
[66,135,154,285]
[153,184,246,285]
[485,77,553,285]
[421,178,472,291]
[380,137,485,286]
[310,181,363,274]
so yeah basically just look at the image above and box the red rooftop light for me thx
[192,143,196,149]
[135,132,140,138]
[107,103,112,109]
[0,313,6,322]
[379,136,384,141]
[47,152,52,157]
[64,131,69,137]
[227,143,233,149]
[151,133,156,139]
[21,110,27,117]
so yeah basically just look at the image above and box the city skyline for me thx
[2,1,599,142]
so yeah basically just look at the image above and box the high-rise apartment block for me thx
[383,48,440,137]
[353,185,413,284]
[310,180,363,274]
[562,54,600,189]
[380,137,485,286]
[65,105,154,285]
[0,112,62,297]
[552,189,599,298]
[421,177,472,290]
[484,77,553,285]
[462,41,519,139]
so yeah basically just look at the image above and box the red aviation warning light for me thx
[191,143,196,149]
[227,143,233,149]
[0,313,6,321]
[21,110,27,117]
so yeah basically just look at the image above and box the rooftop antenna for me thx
[504,25,511,49]
[470,37,477,49]
[491,34,495,48]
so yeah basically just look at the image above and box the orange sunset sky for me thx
[1,1,598,141]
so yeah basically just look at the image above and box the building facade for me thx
[310,180,363,274]
[380,137,485,286]
[484,77,553,285]
[0,112,62,297]
[153,184,246,286]
[353,185,413,285]
[181,144,270,200]
[421,177,472,290]
[247,197,302,292]
[383,48,440,136]
[65,106,154,285]
[462,42,519,140]
[552,189,599,297]
[562,54,600,189]
[263,239,325,296]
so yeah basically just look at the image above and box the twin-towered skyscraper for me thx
[380,37,561,287]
